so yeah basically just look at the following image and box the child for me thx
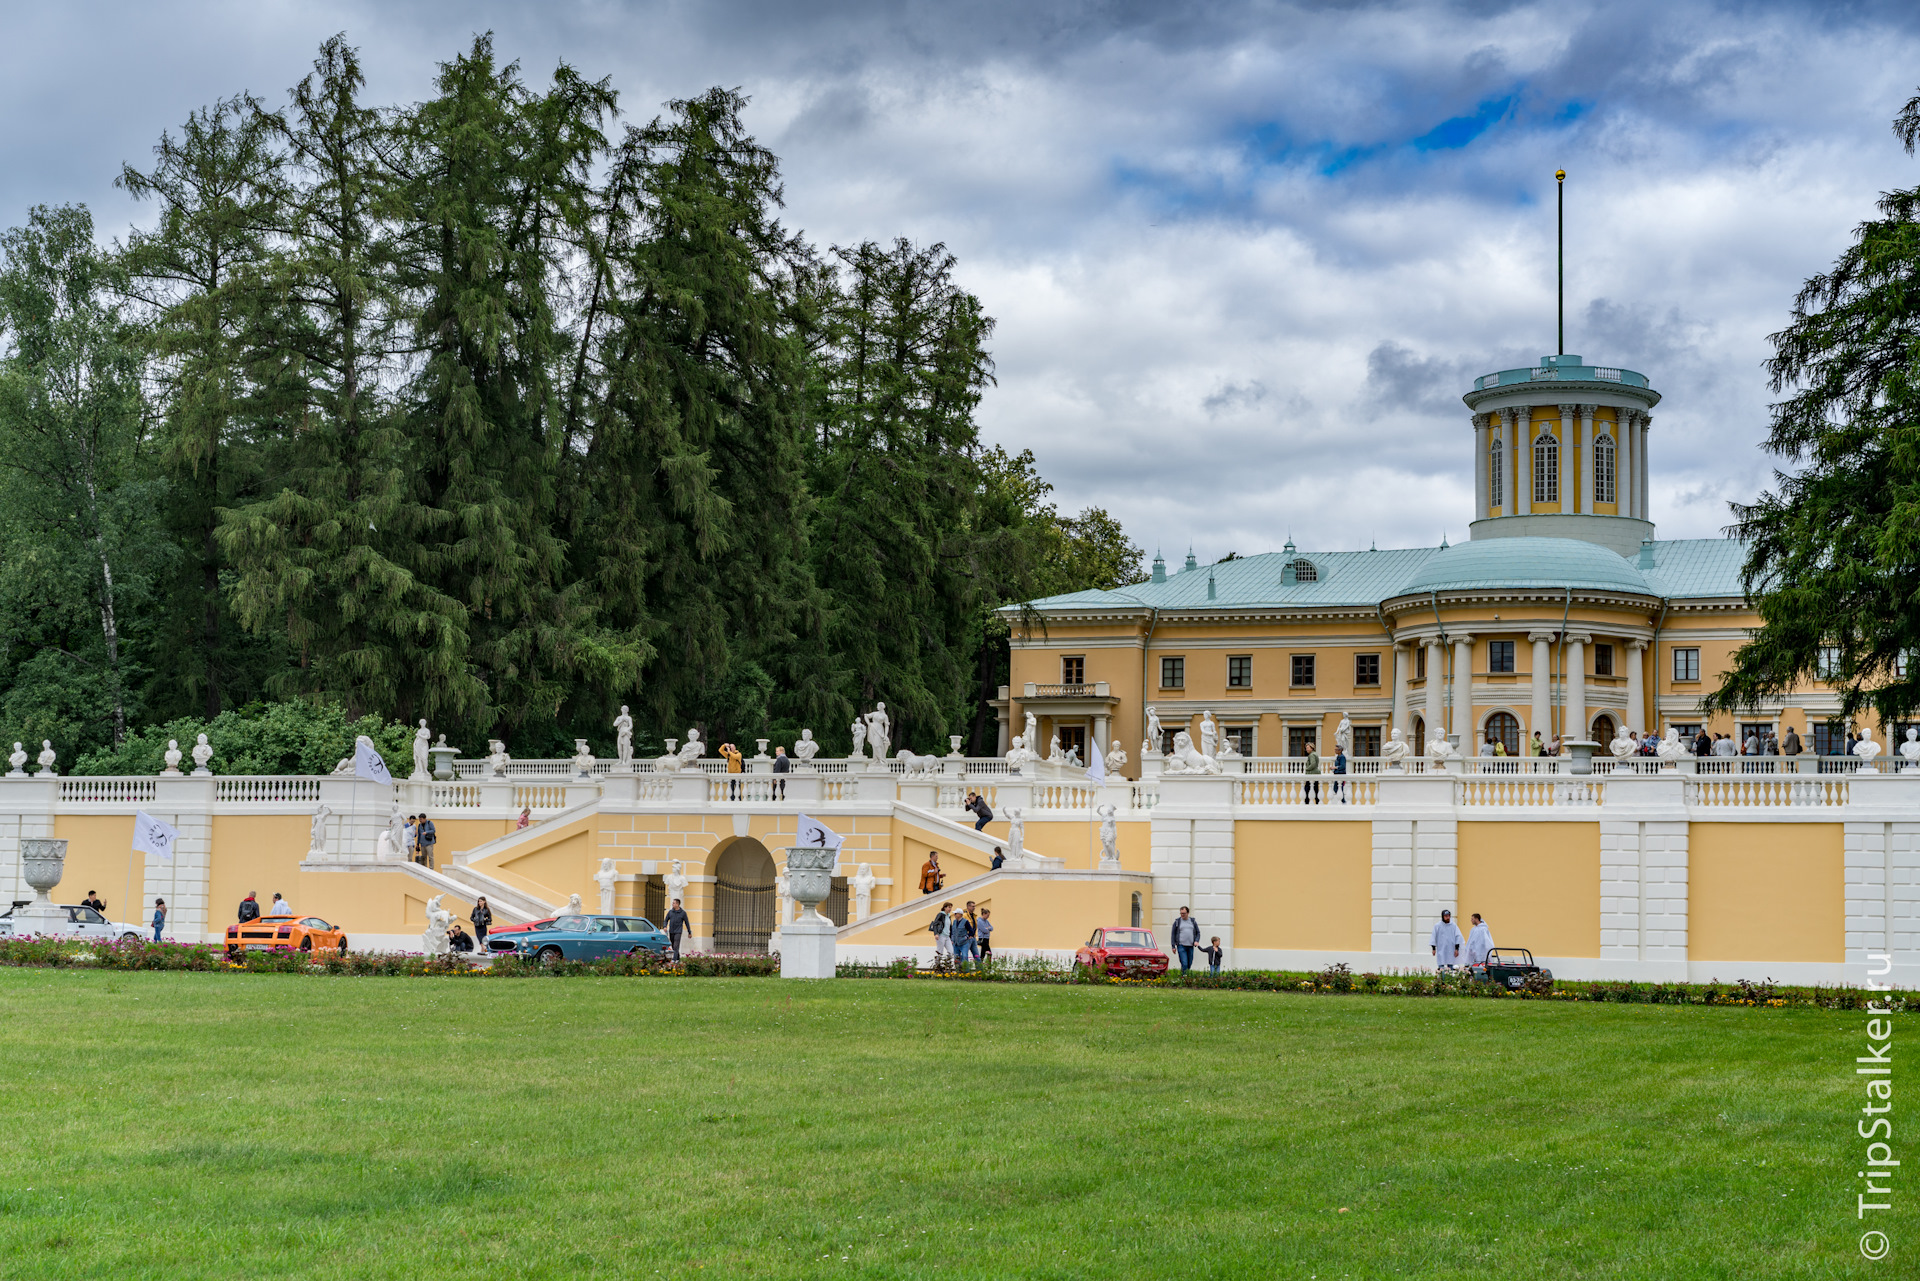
[1202,935,1223,977]
[976,909,993,962]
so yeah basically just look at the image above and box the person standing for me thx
[719,742,743,798]
[930,901,955,966]
[1303,741,1321,805]
[1782,726,1802,756]
[990,845,1005,871]
[81,890,106,913]
[1430,909,1463,972]
[919,852,944,895]
[1202,935,1224,976]
[402,813,419,863]
[471,896,493,950]
[270,893,293,916]
[238,892,261,923]
[771,746,789,799]
[151,898,166,942]
[1465,913,1493,967]
[1529,731,1545,757]
[417,813,437,870]
[949,906,976,970]
[976,908,994,963]
[1169,906,1201,973]
[1331,745,1348,803]
[516,806,531,829]
[663,898,691,961]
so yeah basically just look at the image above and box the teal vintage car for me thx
[503,914,670,963]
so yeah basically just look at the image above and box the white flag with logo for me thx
[353,737,394,785]
[1084,735,1107,787]
[795,813,844,851]
[133,810,179,862]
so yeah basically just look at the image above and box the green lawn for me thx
[0,971,1892,1279]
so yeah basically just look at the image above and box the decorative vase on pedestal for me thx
[779,846,838,979]
[15,838,70,933]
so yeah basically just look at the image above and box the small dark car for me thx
[1474,947,1553,990]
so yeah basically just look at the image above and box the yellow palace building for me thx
[1003,353,1876,768]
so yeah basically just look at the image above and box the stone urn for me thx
[429,740,460,781]
[785,847,836,924]
[1564,740,1601,775]
[20,838,67,906]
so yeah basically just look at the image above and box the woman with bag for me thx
[471,896,493,949]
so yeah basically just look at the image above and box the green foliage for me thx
[70,699,412,777]
[1709,90,1920,723]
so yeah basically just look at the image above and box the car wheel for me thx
[300,937,313,952]
[538,946,564,966]
[337,937,348,953]
[121,932,141,942]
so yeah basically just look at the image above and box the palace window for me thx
[1533,431,1559,504]
[1594,643,1613,676]
[1488,640,1515,673]
[1490,435,1504,509]
[1061,655,1085,685]
[1817,646,1842,679]
[1594,432,1616,504]
[1354,653,1381,686]
[1223,726,1254,756]
[1288,726,1319,757]
[1352,725,1382,757]
[1813,722,1847,756]
[1673,647,1700,682]
[1485,712,1520,756]
[1227,655,1252,688]
[1160,656,1184,689]
[1415,647,1427,680]
[1291,654,1316,687]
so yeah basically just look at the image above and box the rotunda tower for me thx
[1461,352,1660,558]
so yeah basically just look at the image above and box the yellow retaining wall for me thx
[49,816,142,918]
[1232,820,1371,951]
[210,816,311,925]
[1457,821,1602,958]
[841,875,1151,954]
[1688,823,1844,963]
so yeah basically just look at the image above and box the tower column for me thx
[1558,403,1576,512]
[1620,411,1638,518]
[1638,415,1652,521]
[1451,635,1476,744]
[1529,631,1556,744]
[1391,642,1411,743]
[1566,633,1591,741]
[1516,409,1533,515]
[1577,405,1595,513]
[1626,638,1648,735]
[1423,639,1445,747]
[1472,414,1490,517]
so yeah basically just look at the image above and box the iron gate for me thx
[713,876,775,954]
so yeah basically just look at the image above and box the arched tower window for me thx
[1489,435,1504,510]
[1594,432,1616,505]
[1533,432,1559,504]
[1485,712,1520,756]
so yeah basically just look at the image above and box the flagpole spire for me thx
[1555,168,1567,355]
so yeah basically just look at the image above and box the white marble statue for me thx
[613,706,635,771]
[1217,732,1242,759]
[1047,729,1063,763]
[774,870,792,930]
[1165,729,1222,775]
[897,749,941,777]
[35,740,56,777]
[1065,744,1081,767]
[849,717,867,760]
[1901,727,1920,773]
[1656,726,1687,764]
[1381,728,1412,770]
[1109,739,1128,770]
[865,703,891,761]
[388,807,409,860]
[664,860,690,909]
[572,738,596,779]
[421,894,453,955]
[1145,705,1163,754]
[1095,803,1121,870]
[1609,726,1637,759]
[655,730,704,772]
[851,863,876,922]
[1005,806,1026,860]
[1004,735,1037,771]
[1853,728,1882,761]
[309,803,331,855]
[7,742,27,777]
[1426,734,1456,761]
[191,733,213,775]
[487,738,511,779]
[1199,710,1219,761]
[1023,710,1038,755]
[411,719,431,781]
[794,729,819,763]
[1335,715,1353,753]
[562,893,584,918]
[162,740,183,775]
[595,858,618,914]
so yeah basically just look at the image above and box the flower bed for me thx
[0,936,778,978]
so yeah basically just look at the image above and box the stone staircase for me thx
[432,862,555,923]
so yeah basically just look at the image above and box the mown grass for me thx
[0,970,1894,1279]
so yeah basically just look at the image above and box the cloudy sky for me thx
[4,0,1917,559]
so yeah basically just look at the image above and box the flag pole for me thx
[1556,168,1566,355]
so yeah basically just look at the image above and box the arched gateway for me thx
[712,838,776,954]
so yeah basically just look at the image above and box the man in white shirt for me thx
[270,893,292,916]
[1465,912,1494,967]
[1430,909,1464,971]
[1712,734,1738,758]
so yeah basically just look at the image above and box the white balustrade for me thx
[430,782,483,808]
[1685,778,1846,808]
[215,776,322,804]
[512,784,568,811]
[1456,778,1604,808]
[59,778,157,804]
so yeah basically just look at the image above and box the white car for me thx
[0,902,148,942]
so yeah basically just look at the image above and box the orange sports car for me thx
[225,913,348,956]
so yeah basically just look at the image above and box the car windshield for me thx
[553,915,587,931]
[1103,930,1154,949]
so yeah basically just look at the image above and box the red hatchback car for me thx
[1075,927,1169,977]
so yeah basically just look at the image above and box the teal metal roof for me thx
[1018,535,1751,612]
[1470,354,1652,392]
[1397,537,1653,596]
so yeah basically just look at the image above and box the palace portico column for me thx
[1451,635,1475,744]
[1472,415,1490,516]
[1618,412,1637,518]
[1565,633,1591,741]
[1516,409,1533,515]
[1391,642,1412,740]
[1423,639,1445,745]
[1626,639,1648,735]
[1529,631,1555,742]
[1559,404,1577,513]
[1638,414,1653,519]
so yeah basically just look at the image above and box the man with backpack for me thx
[417,814,437,869]
[237,892,261,923]
[929,901,955,967]
[1169,905,1202,973]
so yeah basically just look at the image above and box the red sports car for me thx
[1075,927,1169,977]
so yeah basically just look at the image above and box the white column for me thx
[1529,631,1555,743]
[1451,635,1475,744]
[1577,405,1594,513]
[1093,713,1109,760]
[1474,415,1491,517]
[1391,643,1411,741]
[1619,412,1637,518]
[1638,415,1652,522]
[1566,633,1590,740]
[1626,638,1648,735]
[1423,639,1444,745]
[1516,410,1533,515]
[1558,404,1575,511]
